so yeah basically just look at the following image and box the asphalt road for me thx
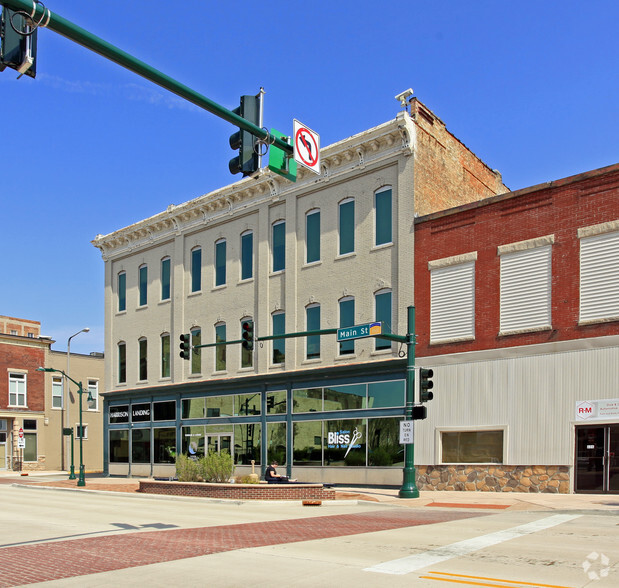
[0,482,617,587]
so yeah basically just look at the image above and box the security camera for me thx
[395,88,414,108]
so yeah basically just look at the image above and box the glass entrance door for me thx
[0,432,6,470]
[206,434,232,455]
[575,425,619,493]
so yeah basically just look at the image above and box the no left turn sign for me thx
[293,119,320,174]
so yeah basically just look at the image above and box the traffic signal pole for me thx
[0,0,293,155]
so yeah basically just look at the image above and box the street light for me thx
[38,367,91,487]
[65,328,89,477]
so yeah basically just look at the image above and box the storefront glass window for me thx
[110,430,129,463]
[153,427,176,463]
[293,421,322,466]
[324,384,366,411]
[368,418,403,466]
[206,395,233,418]
[234,423,261,464]
[324,419,366,466]
[182,425,205,458]
[441,430,504,464]
[367,380,405,408]
[182,398,205,419]
[267,391,287,414]
[292,388,322,413]
[131,429,151,463]
[267,422,287,465]
[153,400,176,421]
[23,419,37,462]
[235,393,260,416]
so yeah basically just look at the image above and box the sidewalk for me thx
[2,470,618,512]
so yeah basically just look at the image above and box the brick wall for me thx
[0,342,45,411]
[139,480,336,501]
[414,164,619,356]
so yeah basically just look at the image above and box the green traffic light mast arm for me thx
[0,0,293,155]
[37,366,81,390]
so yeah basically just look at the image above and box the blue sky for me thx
[1,0,617,355]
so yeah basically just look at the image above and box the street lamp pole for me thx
[38,367,90,487]
[65,328,89,477]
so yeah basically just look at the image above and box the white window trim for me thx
[87,379,99,411]
[75,423,88,440]
[8,372,27,408]
[436,425,508,465]
[52,376,63,410]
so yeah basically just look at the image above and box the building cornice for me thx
[92,114,415,260]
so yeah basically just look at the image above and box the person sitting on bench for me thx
[265,461,296,483]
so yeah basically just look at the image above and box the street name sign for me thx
[337,322,382,342]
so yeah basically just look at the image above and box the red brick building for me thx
[413,163,619,493]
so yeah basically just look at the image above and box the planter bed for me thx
[139,479,336,501]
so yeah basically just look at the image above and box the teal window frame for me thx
[138,265,148,307]
[191,247,202,293]
[215,323,226,372]
[272,220,285,272]
[306,304,320,359]
[138,338,148,381]
[161,333,170,378]
[241,231,253,280]
[118,342,126,384]
[161,258,171,301]
[306,209,320,264]
[339,199,355,255]
[117,272,126,312]
[375,187,393,246]
[339,297,355,355]
[215,239,226,286]
[272,311,285,364]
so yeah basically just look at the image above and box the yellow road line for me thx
[421,571,575,588]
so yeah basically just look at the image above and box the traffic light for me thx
[241,320,254,351]
[418,368,434,403]
[0,8,38,79]
[179,333,191,360]
[229,94,262,176]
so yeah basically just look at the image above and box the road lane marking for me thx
[364,514,581,575]
[421,571,576,588]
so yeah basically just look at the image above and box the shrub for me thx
[234,475,259,484]
[199,450,235,483]
[176,454,200,482]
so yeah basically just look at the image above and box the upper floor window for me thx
[272,311,285,365]
[52,376,63,409]
[118,342,127,384]
[241,231,253,280]
[430,254,476,343]
[375,187,392,246]
[339,296,355,355]
[272,221,285,272]
[87,379,98,411]
[579,227,619,324]
[9,373,26,407]
[138,338,148,381]
[191,328,202,375]
[215,239,227,287]
[161,333,171,379]
[161,257,171,301]
[306,209,320,264]
[138,265,148,307]
[306,303,321,360]
[191,247,202,293]
[499,238,553,334]
[215,323,226,371]
[117,271,126,312]
[339,199,355,255]
[374,289,392,350]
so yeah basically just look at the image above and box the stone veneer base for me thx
[416,465,571,493]
[139,480,336,500]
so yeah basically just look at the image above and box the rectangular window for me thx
[161,258,171,301]
[266,390,287,414]
[306,304,320,359]
[181,425,205,458]
[234,423,261,465]
[109,405,129,424]
[500,245,551,333]
[215,323,226,371]
[132,429,151,464]
[375,290,392,350]
[9,373,26,407]
[181,397,205,419]
[272,221,285,272]
[153,400,176,421]
[109,430,129,463]
[339,199,355,255]
[117,272,126,312]
[241,232,253,280]
[206,395,233,418]
[87,379,98,411]
[118,343,127,384]
[235,393,261,416]
[215,240,226,286]
[267,422,287,465]
[293,420,322,466]
[52,376,63,409]
[368,418,404,466]
[153,427,176,464]
[339,298,355,355]
[191,248,202,292]
[430,256,476,343]
[23,419,37,462]
[161,334,171,378]
[76,424,88,439]
[139,339,148,381]
[368,380,405,408]
[292,388,323,413]
[272,312,285,364]
[375,188,392,246]
[325,419,366,467]
[441,430,504,464]
[191,328,201,374]
[139,265,148,307]
[324,384,366,411]
[306,210,320,264]
[580,229,619,323]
